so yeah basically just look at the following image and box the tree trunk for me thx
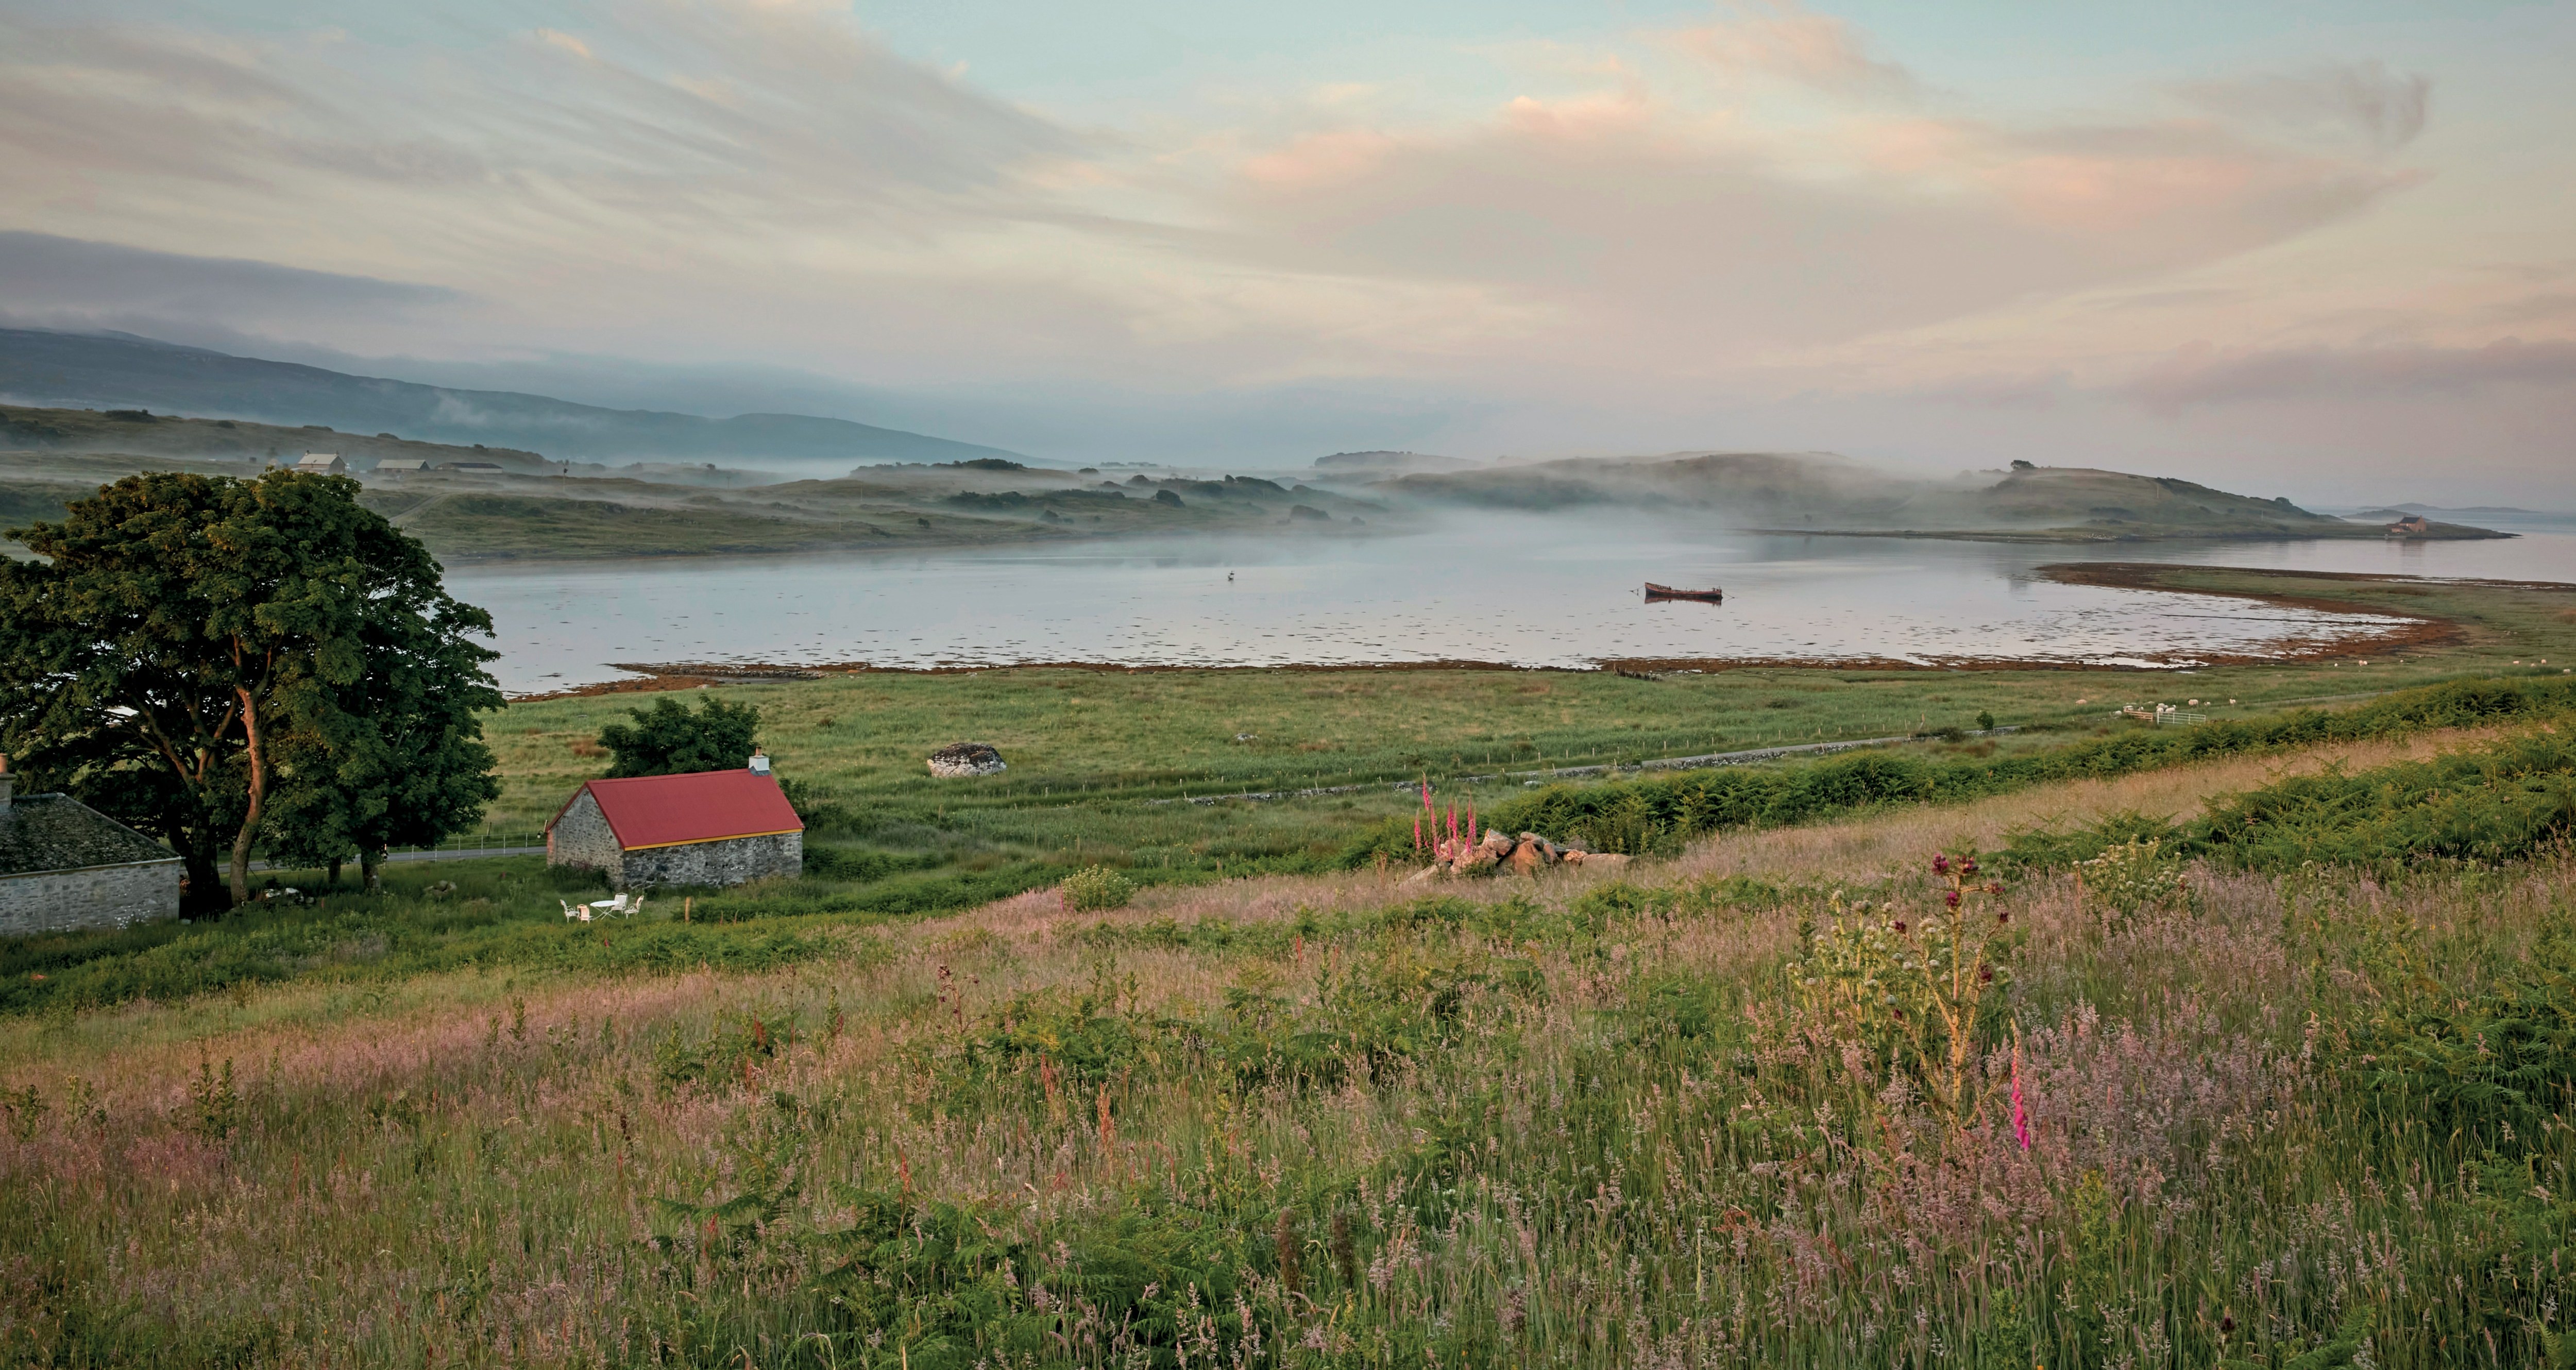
[361,847,382,893]
[327,855,342,887]
[181,850,226,916]
[228,688,268,907]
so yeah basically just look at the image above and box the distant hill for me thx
[1386,452,2509,542]
[1387,451,1908,521]
[2,402,553,472]
[0,444,1395,563]
[0,328,1026,466]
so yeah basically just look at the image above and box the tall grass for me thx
[1449,675,2576,860]
[4,843,2568,1366]
[1989,724,2576,877]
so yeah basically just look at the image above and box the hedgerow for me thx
[1343,675,2576,863]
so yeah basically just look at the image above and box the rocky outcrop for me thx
[927,742,1007,777]
[1410,827,1620,880]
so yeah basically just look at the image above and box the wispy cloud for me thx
[2129,337,2576,409]
[0,1,2564,496]
[0,230,460,328]
[2174,61,2431,155]
[1663,1,1922,100]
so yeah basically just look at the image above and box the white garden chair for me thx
[588,892,648,918]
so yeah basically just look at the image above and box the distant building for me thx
[545,764,804,889]
[0,761,183,937]
[295,452,347,475]
[440,461,505,473]
[377,459,433,475]
[2387,514,2432,537]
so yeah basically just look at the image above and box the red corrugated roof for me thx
[552,770,805,851]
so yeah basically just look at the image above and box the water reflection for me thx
[445,510,2576,693]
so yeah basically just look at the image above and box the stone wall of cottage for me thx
[618,832,802,889]
[0,860,182,937]
[547,790,624,872]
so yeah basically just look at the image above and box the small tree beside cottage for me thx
[598,696,762,777]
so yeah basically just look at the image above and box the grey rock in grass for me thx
[927,742,1008,777]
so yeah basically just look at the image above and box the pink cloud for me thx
[1666,2,1919,99]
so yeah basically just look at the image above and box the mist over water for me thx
[448,510,2576,694]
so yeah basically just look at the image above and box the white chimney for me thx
[748,749,771,776]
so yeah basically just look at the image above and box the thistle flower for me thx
[2011,1045,2031,1152]
[1931,854,1951,874]
[1960,857,1979,875]
[1944,889,1962,908]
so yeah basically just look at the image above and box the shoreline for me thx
[497,565,2572,703]
[1752,525,2515,544]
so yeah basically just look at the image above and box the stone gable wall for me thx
[618,832,801,889]
[547,790,623,872]
[0,860,182,937]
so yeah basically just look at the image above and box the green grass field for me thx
[461,565,2576,908]
[6,568,2576,1367]
[6,692,2574,1365]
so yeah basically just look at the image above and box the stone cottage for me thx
[546,766,804,889]
[0,764,183,937]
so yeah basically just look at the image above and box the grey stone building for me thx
[546,766,804,890]
[0,767,183,937]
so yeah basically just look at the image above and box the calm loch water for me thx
[447,509,2576,694]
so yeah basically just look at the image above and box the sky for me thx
[1,0,2571,501]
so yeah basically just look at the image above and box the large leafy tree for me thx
[0,470,502,906]
[262,593,504,890]
[598,695,763,777]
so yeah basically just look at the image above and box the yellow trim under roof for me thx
[619,828,803,852]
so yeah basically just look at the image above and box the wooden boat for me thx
[1644,582,1723,603]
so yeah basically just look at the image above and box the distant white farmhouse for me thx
[294,452,347,476]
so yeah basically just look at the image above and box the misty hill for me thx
[0,328,1025,466]
[1387,451,1906,520]
[2,442,1392,564]
[1387,452,2507,542]
[1313,450,1478,476]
